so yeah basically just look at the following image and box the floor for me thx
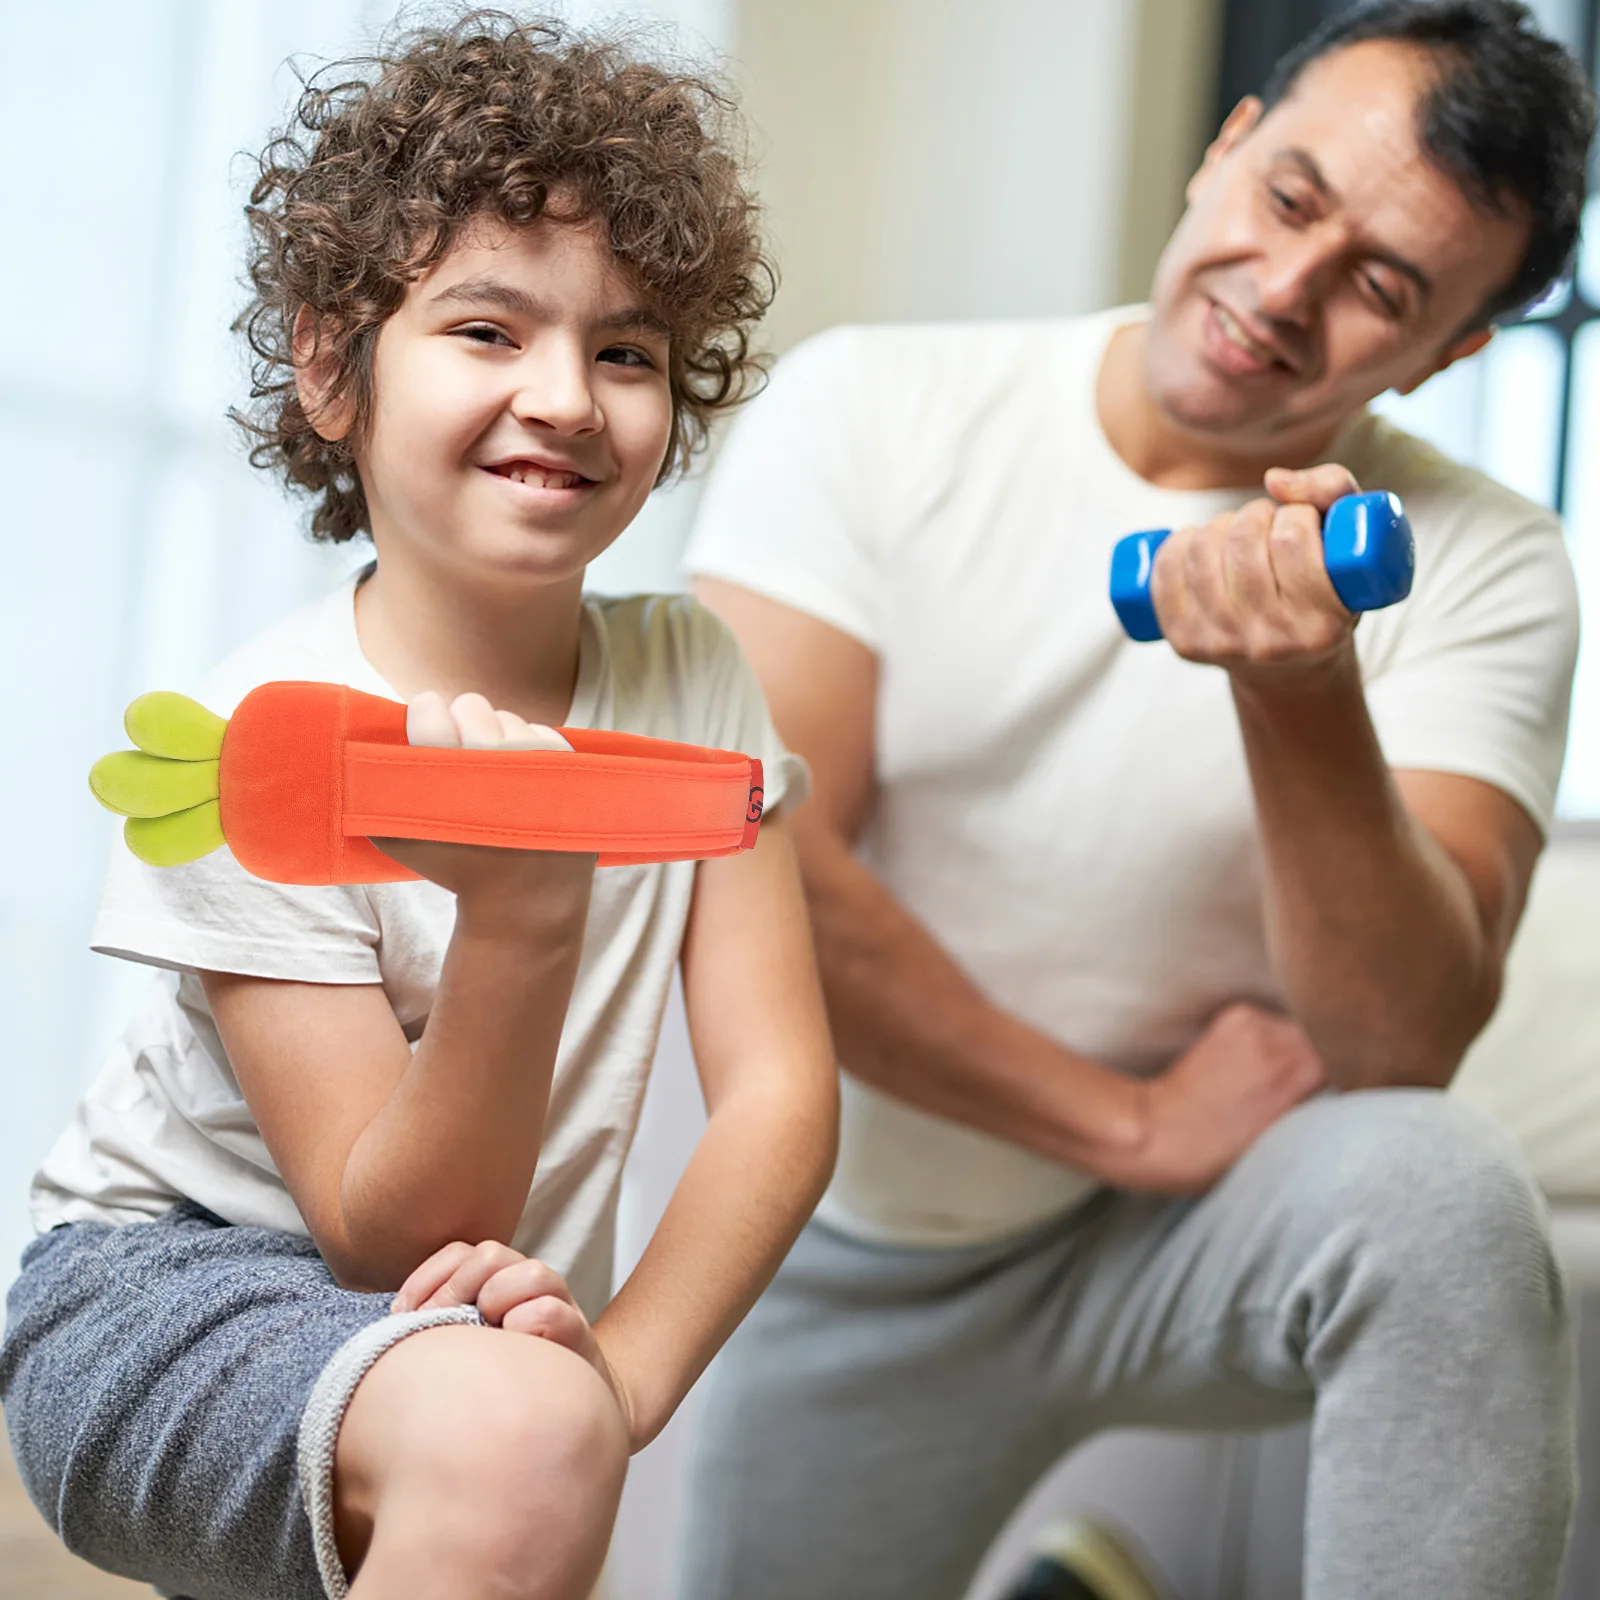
[1,1430,148,1599]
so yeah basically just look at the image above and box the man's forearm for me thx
[1231,652,1497,1087]
[796,827,1148,1176]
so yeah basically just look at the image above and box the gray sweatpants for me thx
[677,1090,1577,1600]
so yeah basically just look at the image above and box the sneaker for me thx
[999,1514,1166,1600]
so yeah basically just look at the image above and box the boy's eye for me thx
[598,345,655,368]
[1268,185,1303,217]
[453,323,514,346]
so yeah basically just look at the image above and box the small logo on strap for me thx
[747,787,765,823]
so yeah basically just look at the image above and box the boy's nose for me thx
[509,348,603,436]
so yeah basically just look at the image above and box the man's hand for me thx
[1150,464,1364,683]
[1118,1003,1327,1195]
[393,1239,639,1446]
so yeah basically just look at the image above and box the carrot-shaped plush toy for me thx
[88,682,764,884]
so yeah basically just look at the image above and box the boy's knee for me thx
[341,1324,627,1581]
[395,1322,623,1480]
[462,1336,625,1495]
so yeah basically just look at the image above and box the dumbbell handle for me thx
[1109,490,1415,643]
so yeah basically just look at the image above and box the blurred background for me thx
[1,1,1597,1596]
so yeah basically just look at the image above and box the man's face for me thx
[1144,39,1532,449]
[351,213,674,585]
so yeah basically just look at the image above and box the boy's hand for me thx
[392,1240,638,1443]
[405,690,574,754]
[374,691,595,913]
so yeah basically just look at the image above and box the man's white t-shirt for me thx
[32,573,806,1317]
[685,306,1579,1250]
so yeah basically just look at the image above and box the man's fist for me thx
[1121,1002,1327,1196]
[1150,464,1363,680]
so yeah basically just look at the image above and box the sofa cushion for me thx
[1551,1206,1600,1289]
[1451,835,1600,1202]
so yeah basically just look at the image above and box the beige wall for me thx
[1116,0,1226,303]
[605,11,1227,1598]
[729,0,1223,356]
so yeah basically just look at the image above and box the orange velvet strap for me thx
[221,682,764,884]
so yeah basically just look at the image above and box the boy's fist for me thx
[406,690,573,752]
[374,691,593,909]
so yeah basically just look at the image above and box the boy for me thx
[0,14,838,1600]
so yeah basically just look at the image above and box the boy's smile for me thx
[350,212,674,587]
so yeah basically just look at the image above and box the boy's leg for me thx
[679,1090,1575,1600]
[333,1323,628,1600]
[0,1207,536,1600]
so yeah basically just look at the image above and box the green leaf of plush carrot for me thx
[89,751,220,817]
[124,692,227,761]
[90,692,231,868]
[124,802,226,868]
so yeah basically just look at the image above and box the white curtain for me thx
[0,0,728,1284]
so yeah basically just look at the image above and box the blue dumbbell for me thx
[1109,490,1415,643]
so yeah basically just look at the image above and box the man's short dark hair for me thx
[1260,0,1595,324]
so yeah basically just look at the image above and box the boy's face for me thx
[344,214,674,583]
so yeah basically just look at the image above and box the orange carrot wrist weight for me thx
[88,682,765,884]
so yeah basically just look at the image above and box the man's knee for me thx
[1276,1090,1563,1313]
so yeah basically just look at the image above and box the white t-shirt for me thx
[685,306,1579,1249]
[32,572,806,1317]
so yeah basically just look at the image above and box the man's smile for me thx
[1204,299,1299,378]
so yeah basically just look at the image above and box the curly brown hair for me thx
[235,9,775,542]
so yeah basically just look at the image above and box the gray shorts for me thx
[0,1203,478,1600]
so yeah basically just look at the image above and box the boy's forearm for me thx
[592,1077,837,1448]
[332,891,589,1288]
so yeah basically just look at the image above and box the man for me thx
[677,3,1593,1599]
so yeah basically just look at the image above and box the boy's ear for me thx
[293,307,355,443]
